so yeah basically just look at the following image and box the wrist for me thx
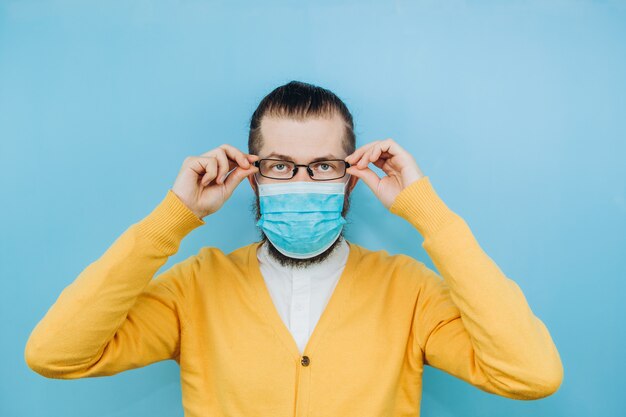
[135,189,206,254]
[389,176,458,237]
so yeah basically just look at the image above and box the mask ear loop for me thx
[252,172,264,197]
[343,173,352,193]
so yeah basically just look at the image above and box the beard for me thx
[250,189,353,269]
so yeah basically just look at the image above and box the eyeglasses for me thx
[253,158,351,181]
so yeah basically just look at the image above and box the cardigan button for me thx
[301,356,310,366]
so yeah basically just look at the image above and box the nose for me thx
[293,166,314,182]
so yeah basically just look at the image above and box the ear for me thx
[247,173,258,194]
[347,174,359,194]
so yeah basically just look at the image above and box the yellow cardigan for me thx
[24,176,564,417]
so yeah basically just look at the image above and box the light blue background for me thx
[2,1,625,416]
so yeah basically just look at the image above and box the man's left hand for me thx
[345,138,425,209]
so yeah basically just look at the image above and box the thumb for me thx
[346,166,381,196]
[223,166,257,196]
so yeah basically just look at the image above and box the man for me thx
[25,81,563,417]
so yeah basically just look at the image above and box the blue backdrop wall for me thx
[2,1,624,416]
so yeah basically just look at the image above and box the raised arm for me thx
[24,190,205,378]
[344,138,563,399]
[390,176,564,399]
[24,145,259,379]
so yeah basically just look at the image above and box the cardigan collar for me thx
[248,239,360,360]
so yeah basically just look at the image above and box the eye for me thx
[313,162,337,172]
[271,163,287,171]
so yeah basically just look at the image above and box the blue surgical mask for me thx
[254,175,350,259]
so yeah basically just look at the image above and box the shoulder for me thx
[155,242,256,282]
[347,241,438,287]
[191,241,260,277]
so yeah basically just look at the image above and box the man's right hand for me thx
[171,144,259,219]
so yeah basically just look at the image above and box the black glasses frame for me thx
[253,158,351,181]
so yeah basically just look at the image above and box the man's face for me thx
[247,113,359,267]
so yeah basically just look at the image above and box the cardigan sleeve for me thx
[24,190,205,379]
[390,176,564,400]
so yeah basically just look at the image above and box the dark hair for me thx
[248,80,356,156]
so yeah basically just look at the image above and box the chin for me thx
[262,234,345,269]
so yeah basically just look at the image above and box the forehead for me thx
[258,113,346,162]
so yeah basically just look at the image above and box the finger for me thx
[200,146,248,170]
[346,141,379,164]
[199,157,219,186]
[212,150,233,184]
[219,144,252,169]
[352,147,392,177]
[379,139,405,159]
[372,157,386,170]
[186,155,215,177]
[223,165,258,196]
[357,145,394,170]
[373,157,399,178]
[370,145,383,163]
[357,145,377,169]
[346,166,381,195]
[347,142,374,164]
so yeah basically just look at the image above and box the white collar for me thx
[257,237,350,277]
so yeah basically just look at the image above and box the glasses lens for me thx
[309,160,346,180]
[260,159,295,179]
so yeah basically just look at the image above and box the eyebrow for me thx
[264,152,342,163]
